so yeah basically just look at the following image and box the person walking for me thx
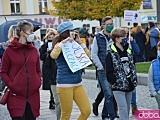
[0,20,41,120]
[91,16,118,120]
[105,28,137,120]
[145,22,159,61]
[44,34,61,120]
[133,26,146,62]
[50,21,91,120]
[39,29,57,109]
[148,41,160,109]
[79,24,89,47]
[0,25,16,92]
[121,26,140,115]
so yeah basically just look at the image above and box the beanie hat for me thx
[57,21,75,34]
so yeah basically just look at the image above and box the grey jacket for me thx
[91,30,113,70]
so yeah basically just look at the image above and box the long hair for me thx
[44,31,57,42]
[8,25,16,42]
[52,30,70,48]
[135,26,143,33]
[44,28,57,42]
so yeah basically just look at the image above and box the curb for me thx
[82,70,148,86]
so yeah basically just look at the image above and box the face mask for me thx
[27,34,34,42]
[70,31,76,39]
[148,25,150,29]
[157,51,160,58]
[106,25,114,33]
[121,38,128,46]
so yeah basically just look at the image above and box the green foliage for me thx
[135,62,151,74]
[87,62,151,74]
[48,0,143,21]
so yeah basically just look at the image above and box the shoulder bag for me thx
[0,50,31,105]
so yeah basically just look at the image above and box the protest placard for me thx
[62,41,92,73]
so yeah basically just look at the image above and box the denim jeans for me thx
[113,91,132,120]
[97,70,117,120]
[131,89,137,107]
[102,102,109,119]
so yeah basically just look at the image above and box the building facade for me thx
[0,0,159,39]
[0,0,99,39]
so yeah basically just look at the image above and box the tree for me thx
[46,0,143,22]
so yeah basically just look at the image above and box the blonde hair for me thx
[111,28,126,41]
[46,28,57,34]
[135,26,143,33]
[16,20,33,37]
[8,25,16,42]
[44,29,57,42]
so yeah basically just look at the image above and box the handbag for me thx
[0,86,10,105]
[0,50,31,105]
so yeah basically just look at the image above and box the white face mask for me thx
[27,34,34,42]
[70,31,76,39]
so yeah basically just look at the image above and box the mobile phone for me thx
[70,31,76,40]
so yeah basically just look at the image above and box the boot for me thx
[92,102,99,116]
[49,101,55,109]
[132,106,138,115]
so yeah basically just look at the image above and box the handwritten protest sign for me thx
[62,41,92,73]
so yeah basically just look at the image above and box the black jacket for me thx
[40,43,57,90]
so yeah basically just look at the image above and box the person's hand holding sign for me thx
[61,37,73,44]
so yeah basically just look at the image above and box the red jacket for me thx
[0,37,42,118]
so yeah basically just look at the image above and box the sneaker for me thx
[132,106,138,115]
[92,102,99,116]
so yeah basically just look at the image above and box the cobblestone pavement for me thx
[0,79,157,120]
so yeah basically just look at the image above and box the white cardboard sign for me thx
[48,42,52,50]
[62,41,92,73]
[124,10,139,23]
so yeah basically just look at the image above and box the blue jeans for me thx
[131,89,137,107]
[97,70,117,120]
[102,102,109,119]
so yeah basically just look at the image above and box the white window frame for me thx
[10,0,21,14]
[38,0,49,13]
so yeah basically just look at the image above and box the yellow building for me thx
[0,0,99,39]
[0,0,159,36]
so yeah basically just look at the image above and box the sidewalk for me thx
[0,78,157,120]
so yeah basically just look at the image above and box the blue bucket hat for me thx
[57,21,75,34]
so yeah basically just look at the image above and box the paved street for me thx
[0,79,157,120]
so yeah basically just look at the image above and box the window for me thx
[39,0,48,14]
[143,0,152,9]
[10,0,21,14]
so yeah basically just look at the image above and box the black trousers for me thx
[12,102,36,120]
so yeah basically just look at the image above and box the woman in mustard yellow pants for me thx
[50,21,91,120]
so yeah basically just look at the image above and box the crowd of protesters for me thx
[0,16,160,120]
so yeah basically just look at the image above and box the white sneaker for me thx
[113,118,118,120]
[103,118,110,120]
